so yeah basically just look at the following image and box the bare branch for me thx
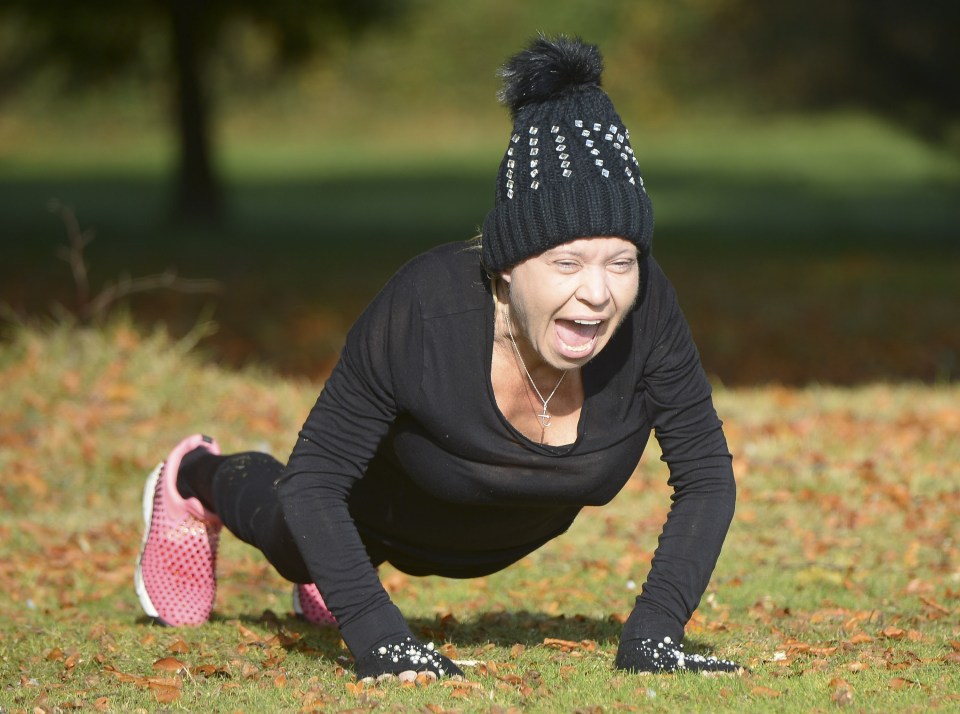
[50,199,95,318]
[49,200,221,324]
[87,270,221,321]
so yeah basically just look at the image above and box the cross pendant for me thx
[537,408,552,428]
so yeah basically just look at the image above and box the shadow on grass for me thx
[214,607,727,662]
[409,610,622,647]
[2,166,958,384]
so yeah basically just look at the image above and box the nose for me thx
[575,266,611,307]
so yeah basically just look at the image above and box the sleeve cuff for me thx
[619,603,685,645]
[337,602,413,657]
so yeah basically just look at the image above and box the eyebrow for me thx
[546,247,638,259]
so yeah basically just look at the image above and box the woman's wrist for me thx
[336,601,413,659]
[618,602,684,646]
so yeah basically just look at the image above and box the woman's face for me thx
[502,236,640,369]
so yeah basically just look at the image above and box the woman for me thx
[135,35,740,680]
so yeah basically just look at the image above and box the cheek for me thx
[615,277,640,310]
[511,280,555,326]
[525,295,557,333]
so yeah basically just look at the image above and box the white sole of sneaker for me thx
[291,584,304,618]
[134,461,164,621]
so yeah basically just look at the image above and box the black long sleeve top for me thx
[276,241,735,657]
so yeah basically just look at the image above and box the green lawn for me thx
[1,320,958,712]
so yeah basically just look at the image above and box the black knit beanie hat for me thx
[481,35,654,273]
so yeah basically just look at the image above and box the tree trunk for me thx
[169,0,222,222]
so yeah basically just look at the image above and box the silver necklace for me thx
[506,312,567,428]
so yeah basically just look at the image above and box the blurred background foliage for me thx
[0,0,957,384]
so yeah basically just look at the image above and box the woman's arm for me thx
[616,258,738,672]
[276,263,454,673]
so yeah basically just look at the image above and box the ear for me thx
[500,267,513,285]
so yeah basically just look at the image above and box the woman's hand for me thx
[354,635,464,682]
[615,604,744,675]
[615,636,744,674]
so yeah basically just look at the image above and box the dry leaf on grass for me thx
[152,657,188,673]
[167,638,191,654]
[889,677,921,690]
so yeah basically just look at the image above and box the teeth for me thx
[573,319,601,325]
[559,339,594,353]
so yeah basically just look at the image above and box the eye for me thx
[609,259,636,273]
[555,260,579,272]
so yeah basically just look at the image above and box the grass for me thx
[1,318,958,712]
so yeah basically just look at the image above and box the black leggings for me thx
[184,451,508,584]
[199,452,315,584]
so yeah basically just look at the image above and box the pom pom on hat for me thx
[498,34,604,119]
[481,35,654,273]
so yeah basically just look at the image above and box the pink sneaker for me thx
[135,434,222,626]
[292,583,337,627]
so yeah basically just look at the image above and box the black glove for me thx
[615,603,742,674]
[354,635,464,681]
[615,636,742,674]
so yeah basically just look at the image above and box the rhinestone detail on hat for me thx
[501,120,648,197]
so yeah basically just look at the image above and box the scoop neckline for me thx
[481,277,587,455]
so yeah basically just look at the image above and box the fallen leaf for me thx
[886,659,915,671]
[151,684,181,703]
[751,686,781,698]
[478,661,499,676]
[543,638,581,651]
[235,623,262,642]
[153,657,188,673]
[266,632,301,647]
[103,665,144,685]
[167,638,191,654]
[881,626,905,639]
[192,663,230,678]
[262,652,286,667]
[920,596,951,614]
[889,677,920,690]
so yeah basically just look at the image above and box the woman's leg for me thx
[179,450,312,584]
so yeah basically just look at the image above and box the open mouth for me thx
[555,318,602,356]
